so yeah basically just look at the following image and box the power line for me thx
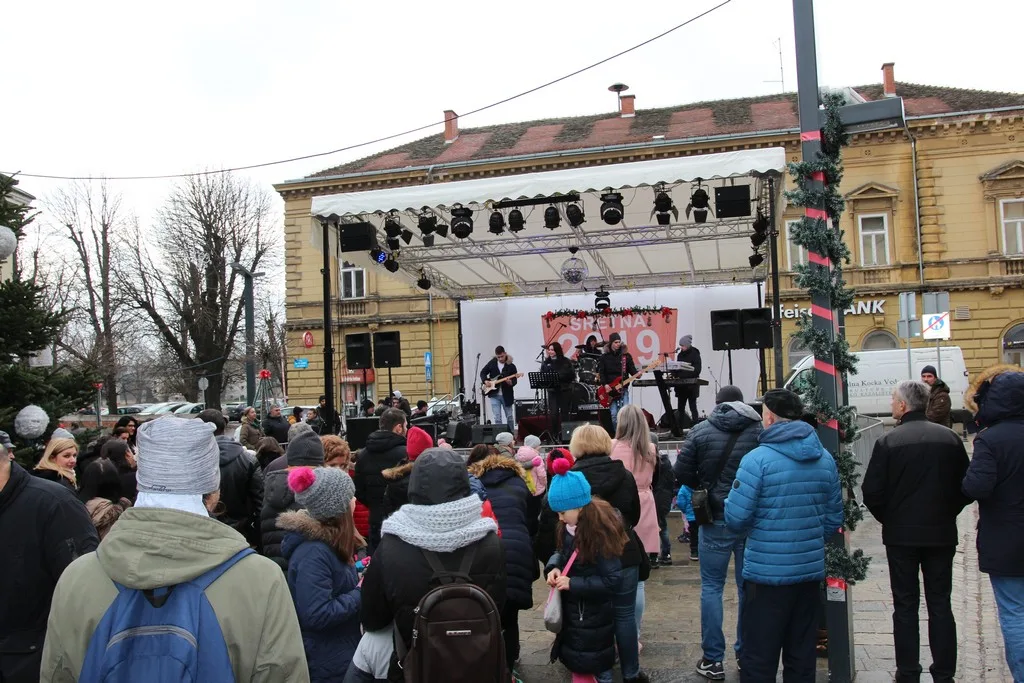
[3,0,733,182]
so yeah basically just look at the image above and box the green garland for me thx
[784,92,870,584]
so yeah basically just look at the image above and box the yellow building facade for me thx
[277,67,1024,408]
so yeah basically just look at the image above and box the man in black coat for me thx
[259,427,323,569]
[0,450,98,683]
[199,409,264,549]
[262,403,291,445]
[962,368,1024,681]
[675,334,703,426]
[862,380,970,683]
[354,407,408,552]
[480,345,518,430]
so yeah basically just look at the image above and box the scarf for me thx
[381,494,498,553]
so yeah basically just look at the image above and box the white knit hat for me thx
[136,417,220,495]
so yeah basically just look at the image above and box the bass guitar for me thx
[482,372,524,397]
[597,358,664,408]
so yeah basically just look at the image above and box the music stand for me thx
[528,372,561,391]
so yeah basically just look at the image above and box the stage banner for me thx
[541,308,678,366]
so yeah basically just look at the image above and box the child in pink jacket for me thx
[515,434,547,495]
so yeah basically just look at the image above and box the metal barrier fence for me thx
[849,414,885,503]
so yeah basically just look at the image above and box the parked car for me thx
[138,402,187,416]
[77,407,110,416]
[173,402,205,415]
[116,405,146,415]
[225,402,246,422]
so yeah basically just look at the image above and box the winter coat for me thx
[545,530,620,675]
[40,507,309,683]
[598,347,638,387]
[32,468,76,492]
[240,420,263,451]
[725,421,844,585]
[674,346,702,397]
[468,455,537,609]
[962,369,1024,576]
[350,469,371,539]
[861,411,970,547]
[610,439,659,553]
[515,445,547,495]
[261,467,301,569]
[1,464,98,683]
[216,435,264,548]
[279,511,362,683]
[926,380,953,427]
[675,485,696,522]
[480,355,519,407]
[674,401,763,522]
[354,430,408,549]
[264,415,291,445]
[653,451,676,521]
[381,461,414,519]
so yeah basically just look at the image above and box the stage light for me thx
[384,217,403,239]
[686,182,712,224]
[418,213,437,235]
[750,209,768,248]
[401,229,414,245]
[508,209,525,233]
[749,251,765,268]
[488,210,505,235]
[422,234,435,247]
[386,237,400,251]
[384,256,400,273]
[566,203,585,227]
[652,190,678,226]
[600,192,624,225]
[370,247,387,264]
[544,206,561,229]
[417,273,431,290]
[595,288,611,310]
[435,223,449,238]
[451,207,474,239]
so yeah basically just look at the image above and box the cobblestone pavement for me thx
[517,504,1008,682]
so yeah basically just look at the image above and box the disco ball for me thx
[0,226,17,261]
[15,404,49,440]
[561,255,589,285]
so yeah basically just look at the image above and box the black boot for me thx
[625,672,651,683]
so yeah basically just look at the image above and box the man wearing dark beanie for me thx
[724,388,843,681]
[920,364,952,427]
[260,428,325,570]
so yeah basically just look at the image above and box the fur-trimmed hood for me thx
[278,509,343,546]
[468,454,525,479]
[382,460,415,481]
[966,364,1024,426]
[966,364,1022,412]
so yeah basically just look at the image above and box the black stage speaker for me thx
[408,420,440,445]
[339,222,379,252]
[373,331,402,368]
[559,420,591,443]
[346,417,379,451]
[445,420,474,448]
[740,308,774,349]
[345,333,372,370]
[710,309,743,350]
[472,423,508,445]
[714,185,752,219]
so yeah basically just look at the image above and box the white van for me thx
[783,346,971,423]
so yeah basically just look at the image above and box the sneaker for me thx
[736,659,742,671]
[696,658,725,680]
[659,553,673,566]
[689,552,699,562]
[649,553,660,569]
[678,532,690,543]
[624,672,650,683]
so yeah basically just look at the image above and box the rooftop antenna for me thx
[608,83,630,114]
[763,38,785,93]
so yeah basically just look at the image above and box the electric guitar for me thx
[597,358,665,408]
[482,372,523,397]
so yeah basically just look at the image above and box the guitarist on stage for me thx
[480,345,518,429]
[540,342,576,437]
[599,333,638,429]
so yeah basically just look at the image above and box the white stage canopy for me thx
[310,147,786,299]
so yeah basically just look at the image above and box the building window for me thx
[786,220,807,271]
[862,329,899,351]
[1003,322,1024,366]
[340,263,365,299]
[858,214,890,267]
[1002,199,1024,256]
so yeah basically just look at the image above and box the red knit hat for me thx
[546,447,575,474]
[406,426,434,461]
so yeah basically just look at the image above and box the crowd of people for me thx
[1,362,1022,682]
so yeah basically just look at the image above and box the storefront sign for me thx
[339,368,375,384]
[780,299,886,320]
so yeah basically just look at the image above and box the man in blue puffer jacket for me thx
[725,389,843,683]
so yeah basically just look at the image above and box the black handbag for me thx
[690,431,741,526]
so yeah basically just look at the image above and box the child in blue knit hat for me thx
[544,457,632,683]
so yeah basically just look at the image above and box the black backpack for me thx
[395,545,507,683]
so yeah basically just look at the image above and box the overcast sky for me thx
[4,0,1022,227]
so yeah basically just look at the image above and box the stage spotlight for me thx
[544,206,561,230]
[417,273,431,290]
[686,183,712,224]
[418,213,437,235]
[451,207,474,239]
[422,234,435,247]
[595,288,611,310]
[749,251,765,268]
[751,231,767,248]
[435,223,449,238]
[384,217,403,239]
[566,203,585,227]
[370,247,387,264]
[508,209,525,233]
[750,209,768,248]
[384,256,400,273]
[652,190,679,226]
[488,210,505,235]
[600,192,624,225]
[386,237,400,251]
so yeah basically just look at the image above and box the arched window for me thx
[1003,322,1024,366]
[787,336,811,370]
[862,329,899,351]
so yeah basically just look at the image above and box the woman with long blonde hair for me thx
[34,437,78,490]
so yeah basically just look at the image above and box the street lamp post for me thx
[231,262,265,408]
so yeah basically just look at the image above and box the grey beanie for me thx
[51,427,76,441]
[524,435,542,449]
[136,417,220,495]
[287,428,324,467]
[716,385,745,404]
[495,432,514,446]
[679,335,693,346]
[288,421,313,442]
[288,466,355,521]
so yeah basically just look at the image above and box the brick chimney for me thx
[620,94,636,118]
[443,110,459,143]
[881,62,896,98]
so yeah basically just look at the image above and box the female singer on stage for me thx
[540,342,575,437]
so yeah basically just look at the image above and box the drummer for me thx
[573,335,602,360]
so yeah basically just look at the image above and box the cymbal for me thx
[574,344,589,350]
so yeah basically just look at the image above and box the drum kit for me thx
[570,342,604,409]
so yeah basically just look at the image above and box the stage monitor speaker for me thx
[373,331,402,368]
[339,222,379,253]
[740,308,774,349]
[345,333,372,370]
[714,185,752,219]
[446,420,474,448]
[472,423,508,445]
[710,309,743,350]
[345,417,379,451]
[559,420,591,443]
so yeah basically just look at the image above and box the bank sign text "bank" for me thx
[780,299,886,319]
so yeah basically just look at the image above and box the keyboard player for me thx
[675,334,702,424]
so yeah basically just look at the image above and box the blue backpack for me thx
[80,548,254,683]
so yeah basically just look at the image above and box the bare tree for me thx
[119,173,279,410]
[255,287,287,395]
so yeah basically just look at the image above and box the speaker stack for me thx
[373,331,402,368]
[710,307,774,350]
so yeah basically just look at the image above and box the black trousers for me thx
[741,580,819,683]
[676,386,699,424]
[546,389,571,438]
[500,602,521,669]
[886,545,957,682]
